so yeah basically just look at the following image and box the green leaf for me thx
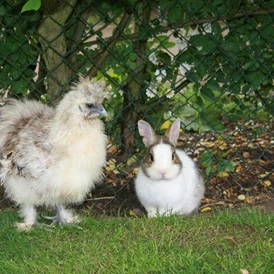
[139,25,150,40]
[191,35,216,54]
[129,53,136,62]
[244,61,258,72]
[18,54,27,65]
[21,0,41,13]
[201,87,215,102]
[221,36,240,52]
[242,84,250,94]
[210,121,225,132]
[178,105,197,118]
[200,150,214,175]
[156,51,171,64]
[124,0,137,7]
[10,68,19,78]
[187,71,200,83]
[156,35,169,43]
[10,53,19,62]
[12,80,27,94]
[24,68,35,78]
[246,71,266,86]
[230,81,242,94]
[0,6,6,16]
[128,61,136,70]
[162,41,176,49]
[195,62,207,76]
[206,79,220,92]
[211,21,222,38]
[217,159,235,172]
[167,6,184,24]
[196,95,203,107]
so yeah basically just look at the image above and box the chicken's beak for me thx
[95,105,108,117]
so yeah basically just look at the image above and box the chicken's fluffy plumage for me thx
[0,77,108,230]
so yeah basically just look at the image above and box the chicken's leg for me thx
[17,204,37,231]
[43,205,79,226]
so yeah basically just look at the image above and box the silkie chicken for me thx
[0,77,108,230]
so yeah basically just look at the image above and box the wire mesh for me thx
[0,0,273,214]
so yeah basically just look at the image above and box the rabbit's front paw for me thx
[147,209,158,218]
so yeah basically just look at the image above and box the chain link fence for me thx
[1,0,273,214]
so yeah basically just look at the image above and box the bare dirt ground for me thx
[1,122,273,216]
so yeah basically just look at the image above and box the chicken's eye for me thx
[86,103,95,109]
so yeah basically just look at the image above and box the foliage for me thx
[200,149,237,176]
[0,0,273,136]
[0,0,41,96]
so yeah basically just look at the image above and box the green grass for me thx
[0,208,273,274]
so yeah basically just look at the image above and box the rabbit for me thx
[134,118,205,218]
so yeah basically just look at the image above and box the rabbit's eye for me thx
[172,152,175,161]
[150,153,154,162]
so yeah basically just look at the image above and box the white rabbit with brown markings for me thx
[135,118,205,218]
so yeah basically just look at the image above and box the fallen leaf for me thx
[129,208,143,217]
[106,159,119,174]
[199,141,215,148]
[245,197,254,204]
[107,144,119,154]
[217,171,229,178]
[258,160,267,166]
[201,207,212,213]
[238,194,246,201]
[224,236,237,244]
[215,140,227,150]
[263,180,272,187]
[129,209,137,216]
[236,165,243,173]
[258,173,268,179]
[126,155,137,166]
[242,152,250,158]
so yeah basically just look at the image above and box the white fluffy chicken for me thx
[0,77,108,230]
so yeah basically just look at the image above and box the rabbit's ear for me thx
[138,120,156,147]
[165,118,181,145]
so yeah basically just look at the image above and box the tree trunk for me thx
[121,2,151,151]
[38,0,77,103]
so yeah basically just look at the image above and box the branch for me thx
[86,196,115,201]
[87,11,131,78]
[86,8,274,47]
[140,79,191,112]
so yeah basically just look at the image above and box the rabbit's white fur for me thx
[135,119,204,217]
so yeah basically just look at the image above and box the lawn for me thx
[0,207,273,274]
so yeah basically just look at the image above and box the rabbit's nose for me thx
[159,170,167,177]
